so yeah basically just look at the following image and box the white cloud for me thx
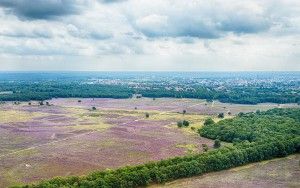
[0,0,299,71]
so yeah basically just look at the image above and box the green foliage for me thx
[200,108,300,142]
[204,118,214,126]
[177,120,189,128]
[214,139,221,148]
[218,113,224,118]
[0,78,298,105]
[182,120,189,127]
[145,112,150,118]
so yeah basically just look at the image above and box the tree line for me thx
[1,82,299,105]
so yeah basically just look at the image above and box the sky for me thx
[0,0,299,71]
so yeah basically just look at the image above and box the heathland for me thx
[0,98,299,187]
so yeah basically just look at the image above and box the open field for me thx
[151,154,300,188]
[0,98,298,187]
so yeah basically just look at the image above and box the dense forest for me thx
[0,72,299,105]
[0,81,299,104]
[199,108,300,142]
[14,108,300,188]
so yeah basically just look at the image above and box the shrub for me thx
[204,118,214,126]
[182,120,189,127]
[218,113,224,118]
[214,139,221,148]
[177,121,183,128]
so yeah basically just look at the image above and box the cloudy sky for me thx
[0,0,299,71]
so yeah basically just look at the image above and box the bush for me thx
[145,113,150,118]
[177,121,183,128]
[218,113,224,118]
[92,106,97,110]
[214,139,221,148]
[182,120,189,127]
[204,118,214,126]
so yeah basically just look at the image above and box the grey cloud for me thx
[130,1,274,40]
[0,0,81,19]
[218,14,271,34]
[134,14,271,39]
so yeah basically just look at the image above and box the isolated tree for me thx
[183,110,186,115]
[218,113,224,118]
[39,101,44,106]
[92,106,97,110]
[214,139,221,148]
[182,120,189,127]
[78,100,82,103]
[134,107,137,110]
[177,121,183,128]
[204,118,214,126]
[28,102,31,105]
[145,112,150,118]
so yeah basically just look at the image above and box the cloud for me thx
[0,0,83,19]
[0,0,299,71]
[67,24,112,40]
[98,0,127,4]
[128,0,273,39]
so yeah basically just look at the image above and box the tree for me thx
[145,112,150,118]
[238,112,244,117]
[214,139,221,148]
[183,110,186,115]
[218,113,224,118]
[78,100,82,103]
[182,120,189,127]
[177,121,183,128]
[92,106,97,110]
[204,118,214,126]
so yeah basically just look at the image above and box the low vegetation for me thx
[14,108,300,188]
